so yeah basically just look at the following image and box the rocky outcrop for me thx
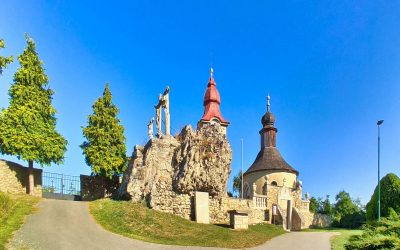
[173,123,232,197]
[118,138,180,202]
[118,122,232,210]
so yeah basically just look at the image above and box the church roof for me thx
[244,147,299,176]
[201,68,229,125]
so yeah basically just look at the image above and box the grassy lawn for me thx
[303,228,363,250]
[90,199,286,248]
[0,192,39,249]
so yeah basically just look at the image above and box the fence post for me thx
[61,173,64,195]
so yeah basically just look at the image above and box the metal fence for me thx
[42,172,81,196]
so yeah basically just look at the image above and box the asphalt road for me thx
[7,199,338,250]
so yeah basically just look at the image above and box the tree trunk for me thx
[28,160,35,195]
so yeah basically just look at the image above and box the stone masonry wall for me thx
[80,175,120,201]
[209,197,266,224]
[0,160,42,197]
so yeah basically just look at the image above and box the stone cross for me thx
[162,86,170,136]
[155,94,163,138]
[147,117,154,139]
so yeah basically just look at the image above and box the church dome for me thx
[262,111,275,126]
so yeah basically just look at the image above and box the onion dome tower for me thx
[198,68,229,134]
[244,95,298,177]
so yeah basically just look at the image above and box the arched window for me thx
[271,181,278,186]
[262,182,268,195]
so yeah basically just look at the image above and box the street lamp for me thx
[377,119,384,223]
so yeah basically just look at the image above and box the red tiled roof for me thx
[201,75,229,124]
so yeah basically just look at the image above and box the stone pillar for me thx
[194,191,209,224]
[287,200,292,231]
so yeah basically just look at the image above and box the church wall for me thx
[244,170,297,195]
[209,197,267,224]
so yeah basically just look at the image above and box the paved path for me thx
[253,232,339,250]
[7,199,338,250]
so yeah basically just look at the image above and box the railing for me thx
[253,194,268,208]
[42,172,81,196]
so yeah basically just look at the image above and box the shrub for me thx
[345,215,400,249]
[366,173,400,221]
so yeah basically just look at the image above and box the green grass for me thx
[90,199,286,248]
[303,228,362,250]
[0,192,39,249]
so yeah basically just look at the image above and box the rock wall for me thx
[294,207,332,229]
[80,175,120,201]
[209,197,266,224]
[0,160,42,197]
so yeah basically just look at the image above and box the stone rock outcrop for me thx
[118,122,232,209]
[118,138,180,202]
[173,123,232,197]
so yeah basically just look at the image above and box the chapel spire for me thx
[198,68,229,133]
[261,95,276,147]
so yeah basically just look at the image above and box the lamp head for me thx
[377,120,384,126]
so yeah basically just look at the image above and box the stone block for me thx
[229,210,249,230]
[195,191,210,224]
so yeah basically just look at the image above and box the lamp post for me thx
[377,119,384,223]
[241,138,244,199]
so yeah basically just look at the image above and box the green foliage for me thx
[312,191,365,228]
[90,199,286,248]
[321,195,333,215]
[345,216,400,250]
[232,170,242,196]
[312,195,334,215]
[309,197,318,213]
[333,191,365,228]
[81,84,127,178]
[0,192,39,249]
[366,173,400,221]
[0,34,67,165]
[0,39,13,75]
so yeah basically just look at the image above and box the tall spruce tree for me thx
[0,34,67,195]
[0,38,13,75]
[81,84,127,178]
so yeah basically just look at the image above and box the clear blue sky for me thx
[1,1,399,204]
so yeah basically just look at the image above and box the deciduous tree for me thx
[0,34,67,195]
[81,84,127,178]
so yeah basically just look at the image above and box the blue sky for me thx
[1,1,399,204]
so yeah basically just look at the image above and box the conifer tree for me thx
[81,84,127,178]
[0,34,67,195]
[0,38,13,75]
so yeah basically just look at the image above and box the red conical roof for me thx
[201,69,229,125]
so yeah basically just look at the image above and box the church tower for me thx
[197,68,229,135]
[243,96,299,198]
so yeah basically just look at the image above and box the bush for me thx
[345,215,400,249]
[366,173,400,221]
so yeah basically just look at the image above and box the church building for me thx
[243,95,310,230]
